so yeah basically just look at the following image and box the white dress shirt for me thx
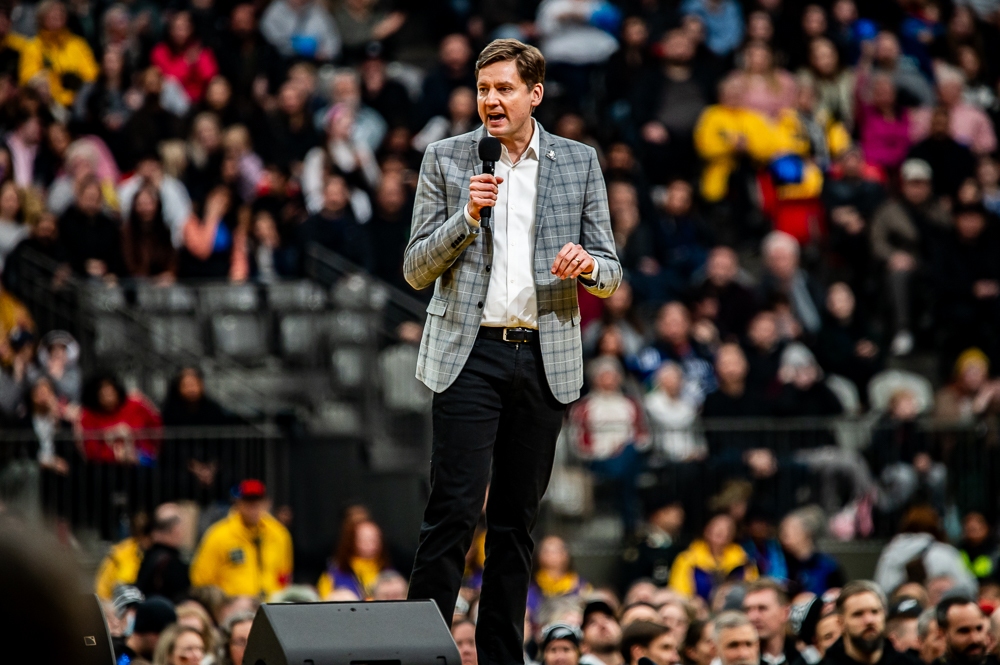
[465,120,542,328]
[464,120,599,328]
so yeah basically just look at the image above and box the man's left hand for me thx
[551,243,595,280]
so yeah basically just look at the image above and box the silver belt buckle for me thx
[503,327,513,342]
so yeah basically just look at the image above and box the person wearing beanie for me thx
[541,623,584,665]
[113,596,177,664]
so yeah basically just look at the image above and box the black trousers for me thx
[407,334,567,665]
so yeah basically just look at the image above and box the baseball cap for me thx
[133,596,177,635]
[888,596,923,621]
[790,596,824,644]
[111,585,144,618]
[540,623,583,650]
[900,159,932,182]
[236,479,267,500]
[582,599,617,627]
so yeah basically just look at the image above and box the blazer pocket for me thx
[426,297,448,317]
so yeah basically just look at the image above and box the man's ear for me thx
[630,644,646,665]
[531,82,544,108]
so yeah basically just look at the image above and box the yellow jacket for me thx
[771,109,852,200]
[694,105,780,203]
[668,539,758,600]
[19,28,99,106]
[94,537,144,600]
[190,511,293,598]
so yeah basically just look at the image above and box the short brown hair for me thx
[744,578,790,606]
[475,39,545,88]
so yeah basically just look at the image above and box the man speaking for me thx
[403,38,621,665]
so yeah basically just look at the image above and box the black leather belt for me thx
[478,326,538,343]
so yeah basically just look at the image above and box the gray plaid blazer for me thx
[403,124,621,404]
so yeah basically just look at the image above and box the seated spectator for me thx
[726,41,796,120]
[634,302,716,404]
[743,310,784,395]
[694,77,778,205]
[58,175,125,280]
[245,208,298,283]
[622,492,686,589]
[135,503,190,602]
[119,155,194,249]
[114,596,177,664]
[868,31,936,108]
[190,479,293,597]
[931,202,1000,363]
[0,326,33,423]
[874,505,978,599]
[19,1,99,107]
[957,512,997,583]
[583,282,645,360]
[0,181,27,272]
[535,0,619,110]
[920,67,997,157]
[121,184,177,283]
[630,29,711,183]
[741,511,788,583]
[621,620,678,665]
[581,599,624,665]
[183,112,225,206]
[680,0,743,58]
[317,518,393,600]
[780,509,846,596]
[798,37,856,131]
[452,618,478,665]
[759,231,824,338]
[854,73,920,175]
[297,174,371,270]
[528,535,590,621]
[80,371,162,465]
[645,180,713,300]
[33,329,80,404]
[540,623,584,665]
[870,389,946,515]
[174,602,216,660]
[645,362,701,463]
[412,86,477,153]
[669,512,757,601]
[263,80,323,173]
[816,282,883,398]
[152,624,206,665]
[870,159,949,357]
[222,125,265,204]
[302,104,379,218]
[260,0,341,62]
[220,611,255,665]
[908,106,977,200]
[695,246,758,342]
[151,11,218,106]
[178,186,246,281]
[570,357,648,531]
[934,348,1000,423]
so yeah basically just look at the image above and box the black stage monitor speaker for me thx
[77,594,115,665]
[244,599,461,665]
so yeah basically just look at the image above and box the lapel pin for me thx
[546,150,556,161]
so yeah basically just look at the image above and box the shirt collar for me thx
[489,118,540,164]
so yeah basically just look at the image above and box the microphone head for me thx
[479,136,502,162]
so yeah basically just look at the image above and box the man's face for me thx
[237,498,267,527]
[842,592,886,655]
[901,178,931,205]
[945,604,989,664]
[646,631,682,665]
[743,590,789,642]
[584,612,622,652]
[545,641,581,665]
[718,625,760,665]
[476,60,542,141]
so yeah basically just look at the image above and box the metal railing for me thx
[0,425,287,540]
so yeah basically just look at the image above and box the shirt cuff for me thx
[579,260,599,285]
[464,204,481,228]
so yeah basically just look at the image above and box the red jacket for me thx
[81,396,163,465]
[150,42,218,103]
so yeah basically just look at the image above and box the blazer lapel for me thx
[534,124,557,235]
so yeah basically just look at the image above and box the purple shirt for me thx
[856,102,914,170]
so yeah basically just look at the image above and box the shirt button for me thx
[486,265,491,272]
[477,301,484,309]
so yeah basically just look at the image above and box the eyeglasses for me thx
[231,638,248,648]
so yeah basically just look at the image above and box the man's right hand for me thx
[468,173,504,221]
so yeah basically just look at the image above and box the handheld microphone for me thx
[478,136,502,229]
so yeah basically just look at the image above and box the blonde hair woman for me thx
[153,624,206,665]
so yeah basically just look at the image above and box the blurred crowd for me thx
[88,479,1000,665]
